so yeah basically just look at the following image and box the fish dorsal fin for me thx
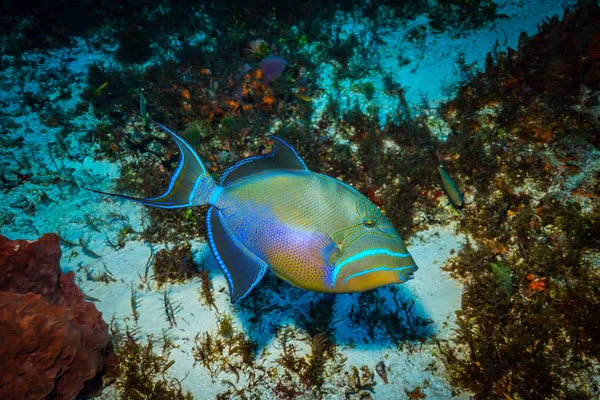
[207,206,268,303]
[219,136,307,186]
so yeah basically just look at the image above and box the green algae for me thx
[109,323,193,400]
[152,243,197,288]
[436,4,600,398]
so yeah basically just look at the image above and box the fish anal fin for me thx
[207,207,267,303]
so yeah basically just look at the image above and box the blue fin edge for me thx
[206,206,267,302]
[218,136,307,186]
[148,120,207,201]
[83,120,210,209]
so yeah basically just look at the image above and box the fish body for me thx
[218,170,417,294]
[90,122,418,302]
[438,165,463,207]
[93,82,109,96]
[294,91,312,102]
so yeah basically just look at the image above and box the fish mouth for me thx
[332,247,415,287]
[398,265,418,282]
[340,264,417,287]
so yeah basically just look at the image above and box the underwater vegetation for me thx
[152,242,197,288]
[109,322,193,400]
[191,297,386,399]
[435,2,600,399]
[427,0,507,31]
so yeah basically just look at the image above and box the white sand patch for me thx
[312,0,571,124]
[407,223,464,336]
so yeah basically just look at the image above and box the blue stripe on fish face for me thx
[330,248,412,288]
[342,265,417,285]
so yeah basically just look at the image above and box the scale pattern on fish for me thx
[89,121,418,302]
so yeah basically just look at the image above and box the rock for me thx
[0,233,62,303]
[0,233,112,400]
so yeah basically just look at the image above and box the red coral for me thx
[589,33,600,60]
[526,273,547,291]
[366,186,383,207]
[0,234,112,400]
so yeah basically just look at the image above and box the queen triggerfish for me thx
[89,121,418,302]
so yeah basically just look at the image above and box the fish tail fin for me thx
[85,120,221,209]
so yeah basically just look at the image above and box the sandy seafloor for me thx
[0,0,570,398]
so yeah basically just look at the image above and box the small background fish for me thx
[436,151,463,207]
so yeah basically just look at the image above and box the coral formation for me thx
[0,234,112,399]
[0,233,63,302]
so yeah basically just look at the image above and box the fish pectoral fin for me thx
[207,207,268,303]
[307,230,340,268]
[305,231,340,289]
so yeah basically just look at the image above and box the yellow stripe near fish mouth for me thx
[331,248,413,288]
[342,265,417,285]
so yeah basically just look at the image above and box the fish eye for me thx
[363,216,377,228]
